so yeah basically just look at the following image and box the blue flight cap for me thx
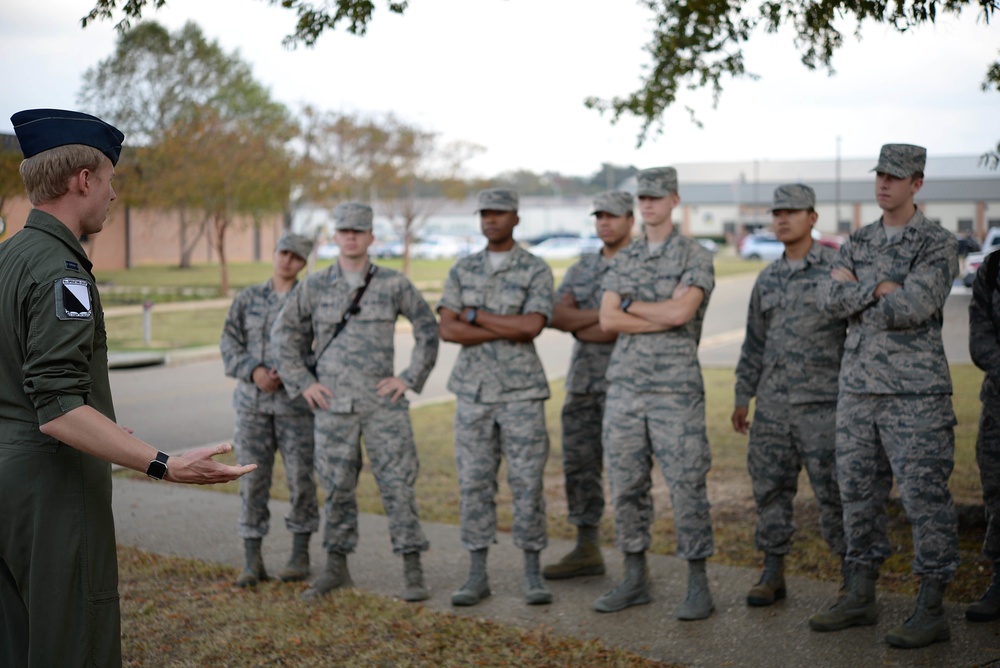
[11,108,125,166]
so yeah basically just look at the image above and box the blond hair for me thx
[19,144,105,205]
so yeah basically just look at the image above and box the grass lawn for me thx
[106,307,230,351]
[96,254,759,304]
[119,365,989,602]
[101,254,762,351]
[118,546,675,668]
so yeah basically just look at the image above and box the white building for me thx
[294,154,1000,243]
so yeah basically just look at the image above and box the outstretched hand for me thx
[164,443,257,485]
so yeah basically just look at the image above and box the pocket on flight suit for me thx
[87,589,121,666]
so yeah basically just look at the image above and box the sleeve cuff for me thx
[37,394,86,425]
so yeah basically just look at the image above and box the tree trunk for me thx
[178,210,211,269]
[214,213,231,297]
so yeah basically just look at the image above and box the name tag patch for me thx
[55,277,93,320]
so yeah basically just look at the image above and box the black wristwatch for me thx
[465,308,478,324]
[146,451,169,480]
[620,297,633,313]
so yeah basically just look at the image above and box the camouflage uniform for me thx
[558,252,615,526]
[272,262,438,555]
[439,244,554,551]
[735,241,847,556]
[221,278,318,540]
[970,254,1000,560]
[818,207,960,580]
[602,228,715,558]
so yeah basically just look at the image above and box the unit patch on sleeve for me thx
[54,277,93,320]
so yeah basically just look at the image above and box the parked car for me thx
[370,240,404,258]
[696,238,719,254]
[812,229,846,250]
[529,235,603,259]
[410,235,478,260]
[316,243,339,260]
[739,233,785,261]
[962,228,1000,287]
[523,231,582,246]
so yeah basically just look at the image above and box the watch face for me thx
[466,309,476,322]
[146,460,167,480]
[147,452,169,480]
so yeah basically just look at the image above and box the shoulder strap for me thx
[313,264,377,364]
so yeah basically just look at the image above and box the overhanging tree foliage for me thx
[78,20,294,288]
[85,0,998,144]
[293,108,481,275]
[0,147,23,239]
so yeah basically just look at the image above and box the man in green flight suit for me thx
[0,108,255,668]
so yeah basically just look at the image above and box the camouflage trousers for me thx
[837,393,960,580]
[603,385,713,559]
[977,383,1000,560]
[454,398,549,552]
[314,400,429,555]
[234,411,318,539]
[748,400,846,557]
[561,392,607,527]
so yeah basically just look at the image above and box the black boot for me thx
[402,552,430,602]
[542,525,605,580]
[966,565,1000,622]
[451,548,490,606]
[235,537,268,588]
[301,551,352,601]
[677,558,714,620]
[809,564,878,632]
[278,533,311,582]
[747,553,785,606]
[523,550,553,605]
[593,552,650,613]
[886,577,950,649]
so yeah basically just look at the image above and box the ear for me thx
[68,168,90,196]
[910,176,924,196]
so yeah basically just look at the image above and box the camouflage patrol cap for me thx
[636,166,678,197]
[475,188,519,212]
[871,143,926,178]
[334,202,374,231]
[276,231,314,261]
[591,190,634,217]
[770,184,815,211]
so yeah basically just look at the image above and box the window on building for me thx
[723,222,736,236]
[836,220,851,234]
[989,219,1000,229]
[958,219,974,233]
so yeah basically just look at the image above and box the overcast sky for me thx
[1,0,997,177]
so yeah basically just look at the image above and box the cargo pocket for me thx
[87,589,121,666]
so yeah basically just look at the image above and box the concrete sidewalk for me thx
[113,477,1000,668]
